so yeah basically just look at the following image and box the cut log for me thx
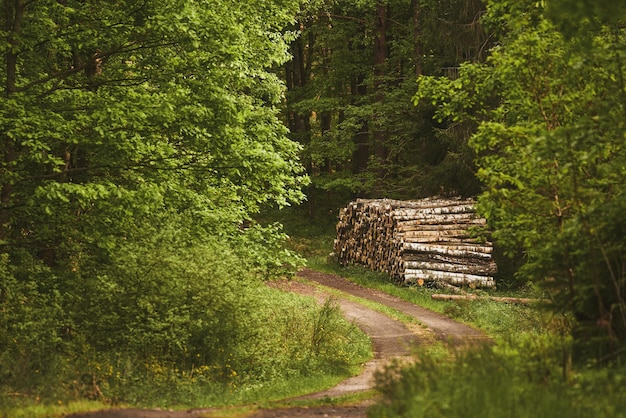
[397,218,487,230]
[399,229,470,238]
[392,204,476,218]
[356,197,470,209]
[403,253,487,265]
[400,235,488,244]
[403,269,495,288]
[402,242,493,257]
[394,213,482,222]
[431,294,549,304]
[403,261,497,275]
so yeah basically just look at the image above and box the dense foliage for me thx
[0,0,371,409]
[371,344,626,418]
[416,0,626,362]
[5,0,626,413]
[282,0,491,215]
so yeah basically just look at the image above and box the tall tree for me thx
[416,0,626,361]
[0,0,308,399]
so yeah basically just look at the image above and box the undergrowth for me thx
[370,343,626,418]
[0,227,371,417]
[1,287,371,416]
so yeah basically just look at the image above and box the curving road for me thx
[248,268,488,418]
[69,268,487,418]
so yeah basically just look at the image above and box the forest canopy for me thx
[281,0,626,362]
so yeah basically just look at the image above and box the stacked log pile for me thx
[333,197,497,288]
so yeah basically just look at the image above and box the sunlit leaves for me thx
[0,0,309,399]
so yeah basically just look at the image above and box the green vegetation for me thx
[280,209,546,340]
[1,272,372,414]
[283,0,626,368]
[201,390,377,418]
[370,345,626,418]
[280,210,626,418]
[0,0,370,415]
[285,0,490,205]
[4,0,626,416]
[285,0,626,414]
[416,0,626,362]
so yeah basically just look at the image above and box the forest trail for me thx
[69,268,488,418]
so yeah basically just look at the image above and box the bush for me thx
[369,341,626,418]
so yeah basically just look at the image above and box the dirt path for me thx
[295,268,488,345]
[69,269,487,418]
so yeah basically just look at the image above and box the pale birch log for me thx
[431,294,547,304]
[403,269,496,288]
[404,269,493,282]
[396,222,487,234]
[403,253,478,265]
[394,213,484,223]
[398,229,469,238]
[392,204,475,217]
[356,197,471,209]
[334,198,496,287]
[397,219,487,231]
[403,261,497,275]
[401,236,477,244]
[402,242,493,257]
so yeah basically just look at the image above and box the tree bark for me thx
[404,260,497,275]
[1,0,24,241]
[411,0,422,76]
[373,1,388,168]
[334,198,497,288]
[350,73,369,174]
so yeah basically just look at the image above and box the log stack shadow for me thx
[333,197,497,288]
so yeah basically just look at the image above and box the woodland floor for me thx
[68,268,488,418]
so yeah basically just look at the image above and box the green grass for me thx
[2,206,592,417]
[1,375,363,418]
[369,341,626,418]
[0,400,109,418]
[200,390,378,418]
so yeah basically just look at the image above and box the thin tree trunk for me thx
[351,74,369,175]
[1,0,24,241]
[411,0,422,76]
[373,2,388,176]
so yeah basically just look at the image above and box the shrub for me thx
[369,341,626,418]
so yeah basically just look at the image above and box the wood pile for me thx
[333,197,497,288]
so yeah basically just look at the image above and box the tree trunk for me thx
[351,73,369,174]
[285,27,315,216]
[1,0,24,241]
[411,0,422,76]
[373,1,388,179]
